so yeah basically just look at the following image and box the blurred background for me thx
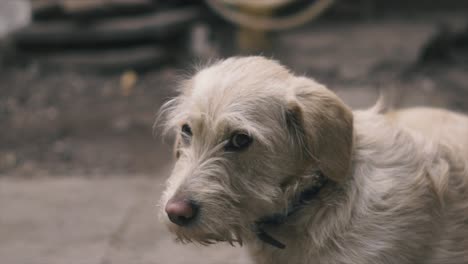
[0,0,467,263]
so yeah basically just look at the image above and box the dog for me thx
[158,56,468,264]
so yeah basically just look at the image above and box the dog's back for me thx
[388,107,468,263]
[387,107,468,160]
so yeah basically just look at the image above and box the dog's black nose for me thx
[165,198,199,226]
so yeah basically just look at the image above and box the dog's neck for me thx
[252,171,328,249]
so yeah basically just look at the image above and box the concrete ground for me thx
[0,173,249,264]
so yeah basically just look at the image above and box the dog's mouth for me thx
[175,233,243,247]
[169,224,244,247]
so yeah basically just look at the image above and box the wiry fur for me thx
[158,56,468,264]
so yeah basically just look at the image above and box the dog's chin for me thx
[165,219,244,247]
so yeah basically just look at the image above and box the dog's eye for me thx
[181,124,192,144]
[182,124,192,136]
[226,133,252,151]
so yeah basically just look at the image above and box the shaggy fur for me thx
[158,56,468,264]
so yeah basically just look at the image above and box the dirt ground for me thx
[1,12,468,264]
[1,13,468,177]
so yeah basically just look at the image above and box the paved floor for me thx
[0,172,250,264]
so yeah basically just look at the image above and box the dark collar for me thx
[252,171,328,249]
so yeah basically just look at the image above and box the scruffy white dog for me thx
[159,56,468,264]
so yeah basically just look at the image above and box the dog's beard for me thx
[167,219,245,247]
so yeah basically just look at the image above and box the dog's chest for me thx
[249,247,309,264]
[247,237,322,264]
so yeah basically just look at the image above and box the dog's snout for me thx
[165,198,199,226]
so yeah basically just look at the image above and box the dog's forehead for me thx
[183,58,290,127]
[174,58,295,136]
[192,58,290,98]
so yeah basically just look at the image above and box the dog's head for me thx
[158,57,353,245]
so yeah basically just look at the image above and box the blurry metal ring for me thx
[205,0,334,31]
[218,0,294,10]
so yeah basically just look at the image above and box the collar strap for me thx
[252,171,328,249]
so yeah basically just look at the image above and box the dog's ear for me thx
[286,78,353,182]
